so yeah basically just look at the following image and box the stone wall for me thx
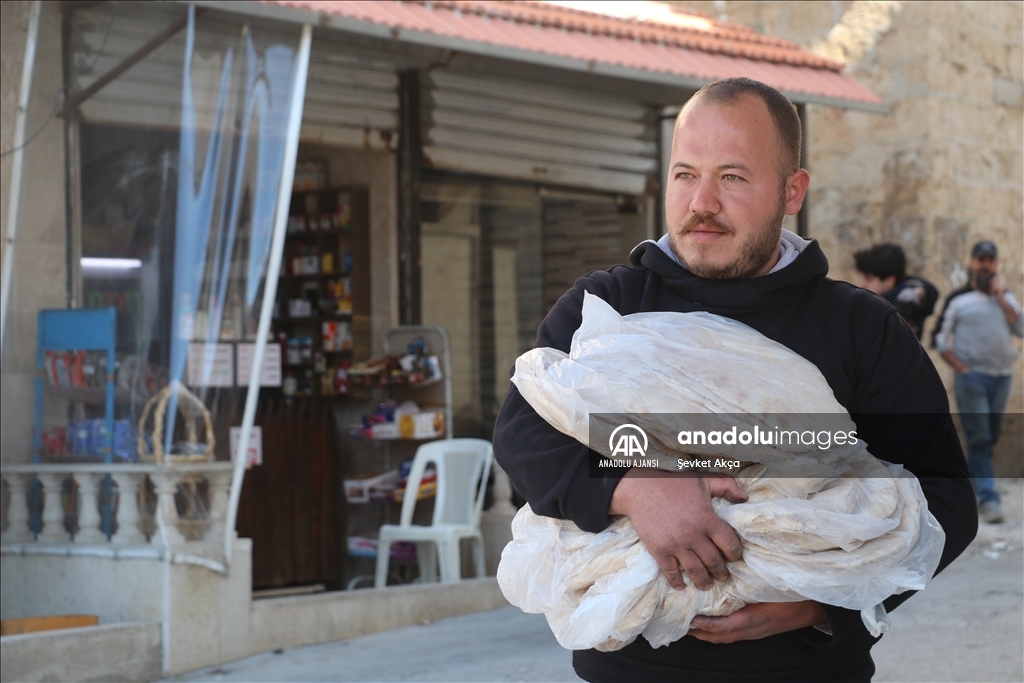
[673,0,1024,475]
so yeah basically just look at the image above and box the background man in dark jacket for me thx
[853,242,939,340]
[493,77,977,683]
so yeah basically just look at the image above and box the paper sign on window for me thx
[186,343,234,387]
[230,426,262,467]
[236,343,282,387]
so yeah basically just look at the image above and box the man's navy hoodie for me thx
[493,238,977,683]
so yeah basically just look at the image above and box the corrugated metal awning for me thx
[218,0,885,112]
[69,2,399,149]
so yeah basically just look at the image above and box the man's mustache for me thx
[682,212,733,234]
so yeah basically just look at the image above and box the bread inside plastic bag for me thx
[497,292,945,651]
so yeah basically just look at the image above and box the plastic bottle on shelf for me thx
[286,338,302,366]
[335,361,351,395]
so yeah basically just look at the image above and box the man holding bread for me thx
[493,77,977,682]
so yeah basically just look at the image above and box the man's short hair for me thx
[854,243,907,281]
[680,77,803,178]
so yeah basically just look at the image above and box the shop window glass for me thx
[420,174,648,439]
[1,3,306,465]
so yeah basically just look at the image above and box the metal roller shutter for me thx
[423,70,658,195]
[300,32,398,151]
[70,4,398,150]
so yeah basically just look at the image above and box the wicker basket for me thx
[137,383,215,463]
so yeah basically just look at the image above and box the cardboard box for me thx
[393,476,437,503]
[301,255,319,275]
[392,409,444,439]
[412,410,445,439]
[370,422,400,440]
[346,536,378,557]
[345,537,417,560]
[344,469,399,503]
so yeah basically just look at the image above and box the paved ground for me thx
[871,478,1024,683]
[170,480,1023,683]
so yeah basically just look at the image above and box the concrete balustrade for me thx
[151,470,190,546]
[0,463,234,557]
[108,470,147,545]
[3,472,35,544]
[73,471,107,544]
[36,472,70,543]
[206,468,233,542]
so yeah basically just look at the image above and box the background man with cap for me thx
[933,240,1023,523]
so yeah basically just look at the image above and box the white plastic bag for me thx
[498,293,945,651]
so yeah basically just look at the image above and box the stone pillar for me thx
[489,463,517,516]
[1,473,34,543]
[36,472,70,543]
[206,469,232,542]
[151,471,187,546]
[109,471,147,544]
[480,462,517,576]
[73,472,107,544]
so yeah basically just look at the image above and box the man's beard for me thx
[671,193,787,280]
[969,268,995,293]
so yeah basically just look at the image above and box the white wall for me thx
[0,539,253,676]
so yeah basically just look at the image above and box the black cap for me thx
[971,240,998,258]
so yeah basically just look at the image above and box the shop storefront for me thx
[1,0,883,674]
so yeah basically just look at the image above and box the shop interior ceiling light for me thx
[81,257,143,269]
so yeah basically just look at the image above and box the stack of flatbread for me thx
[497,293,945,651]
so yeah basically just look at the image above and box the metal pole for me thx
[397,69,422,325]
[0,0,43,360]
[222,22,312,567]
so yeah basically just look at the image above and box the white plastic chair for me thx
[374,438,493,587]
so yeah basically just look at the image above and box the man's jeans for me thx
[954,371,1012,505]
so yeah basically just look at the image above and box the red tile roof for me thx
[261,0,882,107]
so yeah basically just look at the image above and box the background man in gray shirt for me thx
[934,240,1023,523]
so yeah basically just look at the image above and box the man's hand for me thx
[688,601,828,643]
[989,274,1022,327]
[609,469,747,590]
[989,274,1006,298]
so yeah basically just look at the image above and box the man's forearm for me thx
[688,601,829,643]
[996,293,1021,327]
[939,349,969,373]
[608,468,645,516]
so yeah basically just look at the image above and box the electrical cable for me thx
[0,1,118,160]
